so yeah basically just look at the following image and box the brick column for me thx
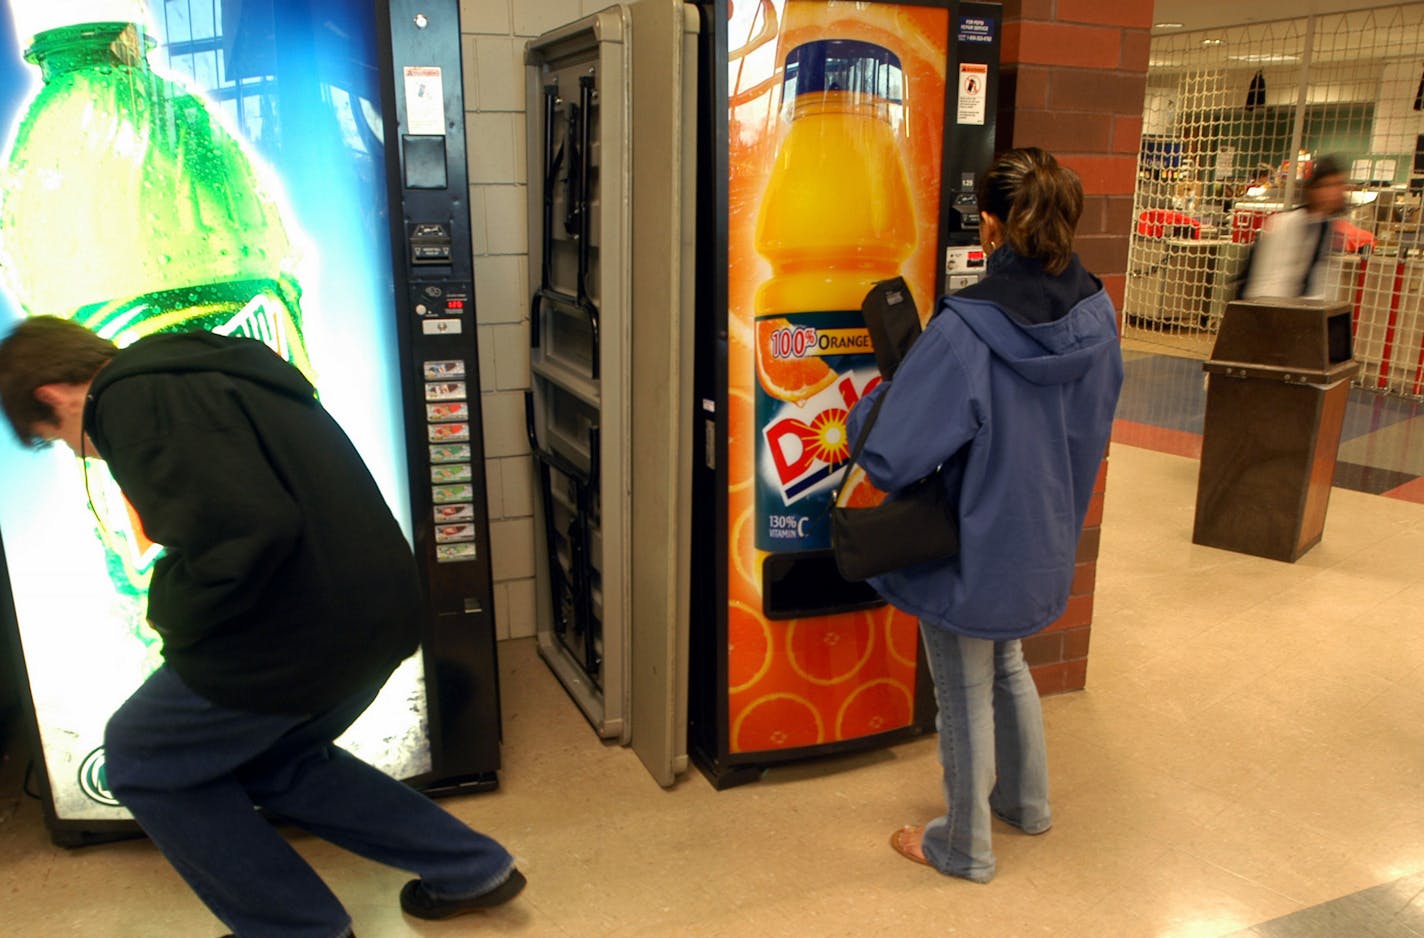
[993,0,1150,694]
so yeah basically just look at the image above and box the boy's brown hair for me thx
[0,316,117,447]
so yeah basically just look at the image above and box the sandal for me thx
[889,825,932,867]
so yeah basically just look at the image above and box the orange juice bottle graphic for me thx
[754,38,915,552]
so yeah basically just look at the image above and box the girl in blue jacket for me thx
[847,147,1123,883]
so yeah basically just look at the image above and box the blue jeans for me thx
[104,665,513,938]
[917,624,1051,883]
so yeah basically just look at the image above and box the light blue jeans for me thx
[917,624,1051,883]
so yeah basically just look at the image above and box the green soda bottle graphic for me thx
[0,13,315,659]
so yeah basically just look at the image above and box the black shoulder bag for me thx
[829,279,960,582]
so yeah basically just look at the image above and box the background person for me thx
[0,317,524,937]
[1237,154,1350,300]
[845,147,1123,883]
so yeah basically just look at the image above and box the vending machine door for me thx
[523,0,701,786]
[626,0,701,787]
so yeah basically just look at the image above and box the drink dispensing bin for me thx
[1193,299,1359,562]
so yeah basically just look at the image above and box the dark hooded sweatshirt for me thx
[83,331,421,714]
[845,249,1124,639]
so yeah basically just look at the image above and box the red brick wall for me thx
[1022,460,1107,694]
[995,0,1151,312]
[993,1,1149,693]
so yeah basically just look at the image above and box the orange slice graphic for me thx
[729,506,760,600]
[727,386,755,493]
[786,610,875,686]
[838,464,888,509]
[755,317,836,404]
[835,678,914,740]
[885,607,920,670]
[728,600,773,694]
[732,693,825,752]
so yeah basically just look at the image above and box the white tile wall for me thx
[512,0,584,37]
[458,0,512,35]
[466,112,521,183]
[482,458,505,518]
[472,255,528,324]
[489,518,536,581]
[480,390,531,459]
[467,185,489,255]
[460,38,480,109]
[474,37,527,112]
[495,576,537,639]
[481,184,529,255]
[492,322,531,389]
[499,455,536,518]
[462,2,588,643]
[476,323,498,392]
[492,582,513,640]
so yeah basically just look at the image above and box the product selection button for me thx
[436,542,478,564]
[423,359,467,379]
[432,483,474,504]
[434,523,476,544]
[434,502,475,523]
[429,443,472,463]
[427,422,470,442]
[426,402,469,422]
[425,381,467,402]
[430,463,473,484]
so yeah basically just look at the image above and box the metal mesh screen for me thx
[1126,4,1424,398]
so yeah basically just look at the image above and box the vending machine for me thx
[688,0,1000,786]
[0,0,501,843]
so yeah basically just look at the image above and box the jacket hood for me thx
[90,332,315,404]
[945,252,1119,386]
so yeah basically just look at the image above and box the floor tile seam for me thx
[1252,874,1424,935]
[1381,878,1424,915]
[1334,579,1418,622]
[1251,565,1418,611]
[1111,435,1413,502]
[1168,843,1316,907]
[1382,480,1424,505]
[1061,848,1291,936]
[1380,664,1424,689]
[1192,680,1395,743]
[1188,593,1333,636]
[1253,902,1424,938]
[1063,731,1254,804]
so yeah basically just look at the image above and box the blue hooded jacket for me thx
[845,249,1123,639]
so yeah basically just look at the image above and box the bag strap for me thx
[846,390,888,472]
[830,390,889,509]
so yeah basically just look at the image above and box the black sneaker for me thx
[400,868,527,920]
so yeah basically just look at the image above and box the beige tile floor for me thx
[2,441,1422,937]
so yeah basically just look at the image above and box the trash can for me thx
[1192,299,1359,562]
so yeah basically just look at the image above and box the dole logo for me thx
[765,372,880,504]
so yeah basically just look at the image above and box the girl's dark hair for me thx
[977,147,1084,275]
[0,316,118,447]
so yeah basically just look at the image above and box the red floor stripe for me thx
[1381,475,1424,505]
[1111,420,1203,458]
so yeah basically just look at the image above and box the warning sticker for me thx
[958,63,988,126]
